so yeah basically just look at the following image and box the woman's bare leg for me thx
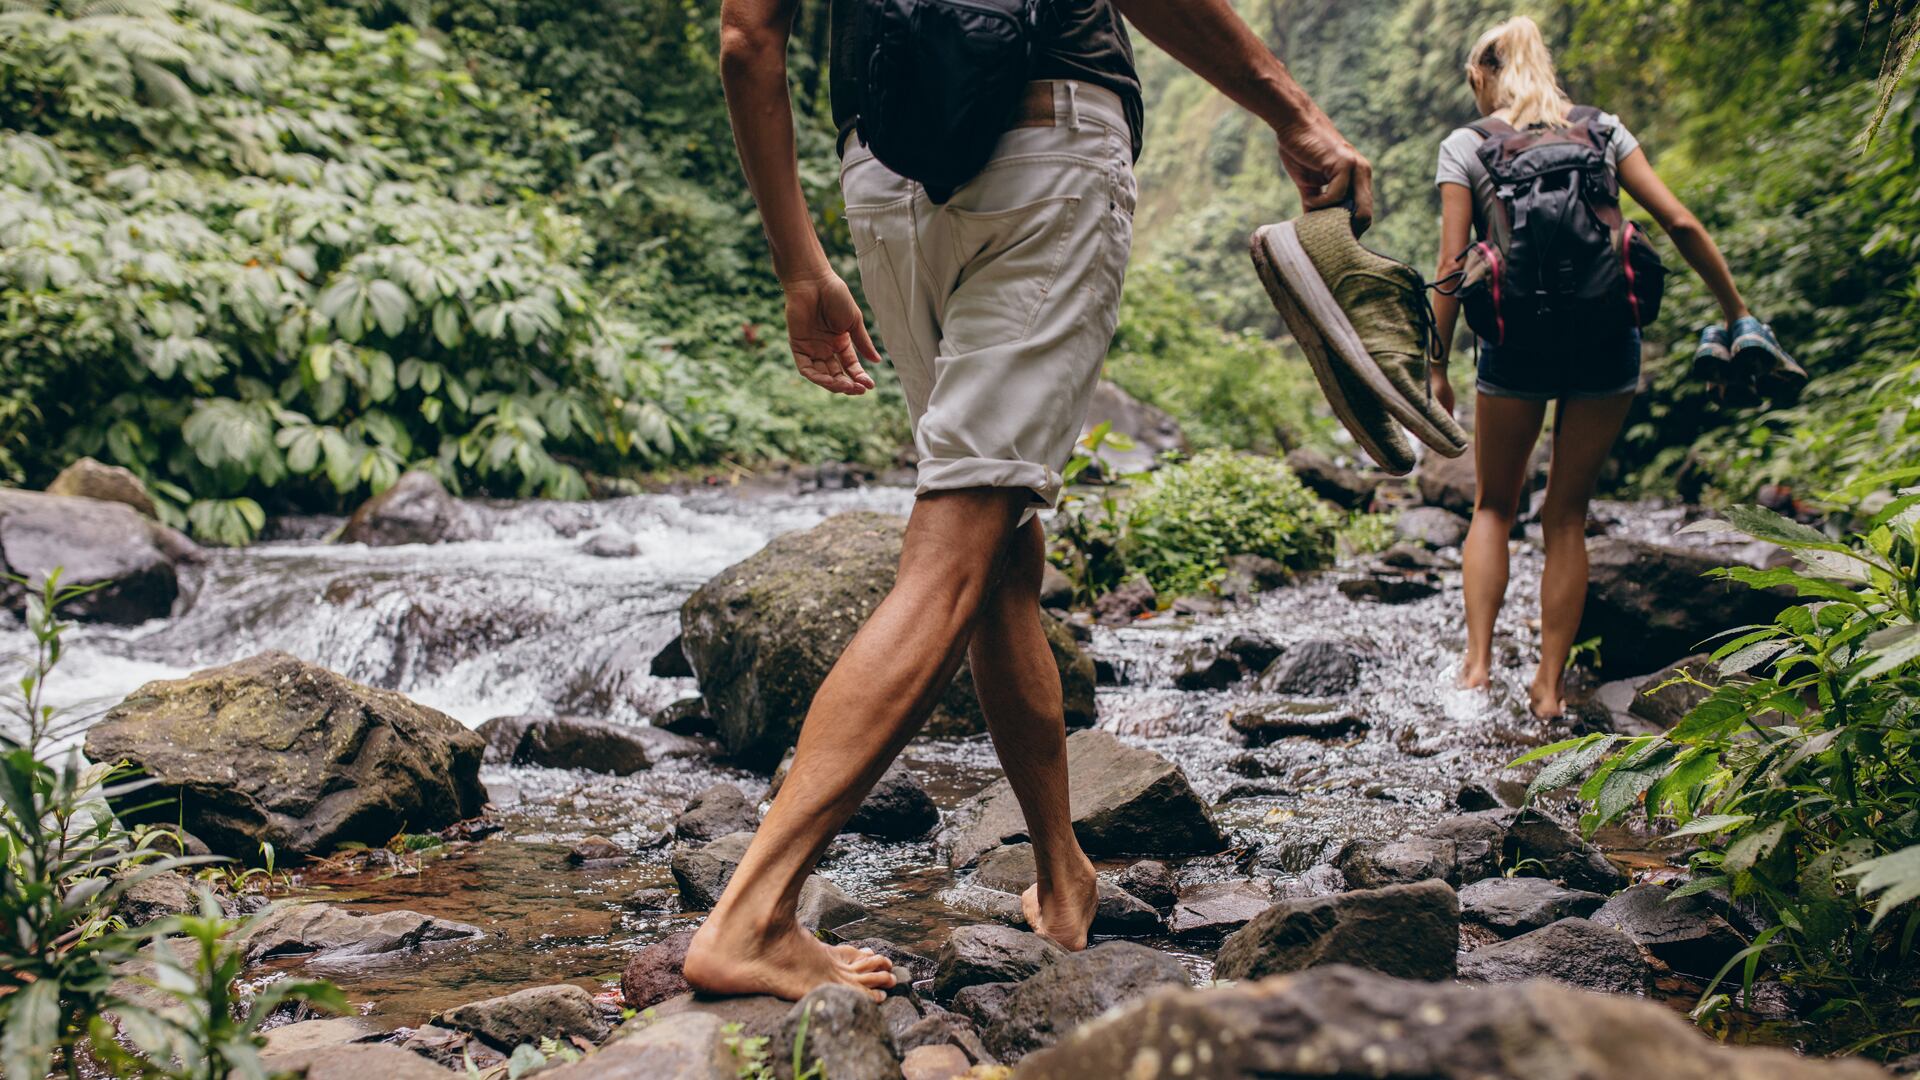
[1458,393,1547,688]
[1531,391,1635,717]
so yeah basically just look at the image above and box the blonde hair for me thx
[1468,16,1573,129]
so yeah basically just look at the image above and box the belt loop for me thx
[1066,81,1082,131]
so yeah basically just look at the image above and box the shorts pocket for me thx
[941,194,1081,351]
[844,202,914,362]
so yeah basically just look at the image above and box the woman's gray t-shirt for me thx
[1434,111,1640,253]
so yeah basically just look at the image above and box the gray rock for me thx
[1458,916,1652,994]
[1599,653,1723,730]
[1255,638,1362,695]
[1338,572,1440,604]
[543,1012,735,1080]
[1226,701,1366,745]
[1504,807,1627,893]
[879,995,922,1040]
[901,1042,974,1079]
[646,992,793,1045]
[1285,447,1377,509]
[650,696,714,737]
[241,902,484,963]
[1172,642,1246,691]
[984,941,1189,1060]
[1378,541,1452,571]
[338,470,486,546]
[1416,442,1478,516]
[1417,811,1510,885]
[897,1010,994,1065]
[1580,538,1791,677]
[674,783,760,844]
[650,635,696,678]
[1591,883,1747,977]
[435,983,610,1050]
[568,835,628,864]
[1011,964,1887,1080]
[967,844,1161,934]
[1081,380,1187,474]
[1219,554,1293,600]
[115,870,199,927]
[0,489,193,624]
[259,1016,382,1054]
[581,531,640,558]
[1039,562,1075,610]
[1397,506,1470,549]
[846,761,940,840]
[478,714,664,775]
[1458,876,1606,936]
[776,985,900,1080]
[948,981,1016,1032]
[670,832,867,930]
[47,457,157,517]
[1167,879,1274,939]
[933,925,1063,1001]
[1093,576,1157,625]
[620,929,694,1012]
[680,513,1095,767]
[85,652,486,858]
[939,730,1224,869]
[1213,879,1459,982]
[1335,837,1461,889]
[1111,860,1178,913]
[261,1044,458,1080]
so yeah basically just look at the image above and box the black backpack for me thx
[851,0,1049,203]
[1452,106,1666,350]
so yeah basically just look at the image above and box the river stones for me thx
[1597,652,1723,732]
[543,1011,736,1079]
[1081,379,1188,475]
[776,984,901,1080]
[965,843,1161,934]
[1010,965,1890,1080]
[1173,642,1246,690]
[669,832,867,930]
[1337,571,1441,604]
[1458,917,1652,994]
[479,714,683,774]
[620,930,694,1011]
[1334,837,1463,889]
[1458,876,1606,937]
[85,652,486,858]
[934,925,1064,1001]
[1112,859,1178,913]
[338,469,487,546]
[261,1044,459,1080]
[1591,883,1747,977]
[679,512,1096,769]
[240,902,485,963]
[673,783,760,844]
[1285,447,1378,509]
[1213,880,1460,983]
[260,1016,383,1055]
[901,1043,972,1080]
[1397,506,1470,549]
[0,488,195,623]
[435,983,610,1050]
[1227,701,1366,744]
[938,730,1225,869]
[1416,441,1479,516]
[114,870,199,928]
[983,941,1189,1061]
[1501,807,1628,892]
[1254,638,1362,695]
[1167,879,1276,939]
[1579,537,1791,676]
[847,761,941,840]
[47,456,158,517]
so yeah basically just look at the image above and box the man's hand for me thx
[1277,114,1375,233]
[784,273,881,395]
[1428,363,1456,418]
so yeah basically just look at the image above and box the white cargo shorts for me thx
[839,80,1136,511]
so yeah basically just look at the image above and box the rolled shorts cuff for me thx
[1475,378,1640,402]
[915,456,1060,508]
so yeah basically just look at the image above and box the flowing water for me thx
[8,482,1792,1040]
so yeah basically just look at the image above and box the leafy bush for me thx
[1521,498,1920,1020]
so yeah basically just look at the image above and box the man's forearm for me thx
[1110,0,1321,133]
[719,9,830,285]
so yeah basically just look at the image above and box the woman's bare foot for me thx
[1457,660,1491,689]
[1021,855,1099,952]
[1528,678,1565,719]
[683,912,895,1003]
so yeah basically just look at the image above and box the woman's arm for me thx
[1616,147,1749,324]
[1428,182,1476,415]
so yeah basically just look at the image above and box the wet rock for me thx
[567,835,628,864]
[48,457,158,517]
[85,652,486,858]
[1597,653,1723,731]
[1504,807,1627,892]
[650,635,695,678]
[478,714,660,775]
[436,983,610,1050]
[1285,447,1377,509]
[901,1043,972,1080]
[1226,701,1365,745]
[1454,781,1507,811]
[259,1016,381,1054]
[1334,837,1460,889]
[1458,916,1652,994]
[1417,443,1478,515]
[1172,642,1245,691]
[1338,572,1440,604]
[1111,859,1178,913]
[0,489,194,624]
[846,761,940,840]
[1378,541,1452,571]
[1039,563,1075,610]
[1011,964,1886,1080]
[898,1010,995,1066]
[620,930,694,1011]
[543,1011,735,1079]
[1213,879,1459,982]
[948,981,1016,1032]
[580,531,640,558]
[1458,876,1606,936]
[1219,554,1293,600]
[261,1044,459,1080]
[392,1024,505,1072]
[1255,638,1362,695]
[1397,506,1470,549]
[1580,538,1791,677]
[674,783,760,844]
[1082,380,1188,474]
[1093,576,1157,625]
[1416,811,1508,884]
[776,985,900,1080]
[648,991,794,1044]
[984,941,1189,1060]
[879,995,922,1039]
[933,925,1063,1001]
[1591,883,1747,977]
[1224,634,1285,672]
[114,870,199,927]
[969,843,1162,934]
[338,470,486,546]
[241,902,484,963]
[621,887,678,913]
[1167,879,1275,939]
[670,832,867,930]
[939,730,1225,869]
[680,512,1095,768]
[650,697,716,739]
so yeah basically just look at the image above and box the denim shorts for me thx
[1476,328,1642,401]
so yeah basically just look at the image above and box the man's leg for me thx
[968,518,1099,950]
[683,487,1030,1002]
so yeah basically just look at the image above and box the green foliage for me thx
[1524,501,1920,1010]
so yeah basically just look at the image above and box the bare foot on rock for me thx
[1528,678,1565,720]
[1022,855,1099,952]
[1457,661,1490,690]
[683,914,894,1003]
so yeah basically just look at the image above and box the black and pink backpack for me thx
[1451,106,1667,350]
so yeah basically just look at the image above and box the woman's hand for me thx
[1429,363,1457,418]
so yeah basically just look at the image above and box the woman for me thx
[1430,16,1755,718]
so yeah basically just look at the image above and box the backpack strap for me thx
[1465,116,1519,140]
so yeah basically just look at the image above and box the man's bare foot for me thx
[683,913,895,1003]
[1022,855,1099,952]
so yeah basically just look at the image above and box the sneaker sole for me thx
[1250,224,1415,475]
[1732,333,1808,401]
[1252,222,1466,459]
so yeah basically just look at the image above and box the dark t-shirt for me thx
[830,0,1145,159]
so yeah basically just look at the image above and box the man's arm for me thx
[1110,0,1374,229]
[719,0,878,395]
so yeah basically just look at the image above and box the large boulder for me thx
[84,652,487,858]
[1284,448,1377,510]
[680,513,1096,769]
[1212,880,1459,983]
[1579,538,1790,677]
[0,489,195,624]
[1457,917,1652,994]
[938,730,1225,869]
[338,470,486,546]
[1596,653,1723,731]
[1010,965,1890,1079]
[1080,380,1187,475]
[47,457,157,517]
[435,984,610,1050]
[984,941,1188,1061]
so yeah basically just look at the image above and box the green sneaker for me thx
[1251,209,1468,465]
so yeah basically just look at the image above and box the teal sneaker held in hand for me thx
[1731,316,1808,403]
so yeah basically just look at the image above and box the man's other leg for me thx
[684,487,1029,1001]
[969,518,1098,949]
